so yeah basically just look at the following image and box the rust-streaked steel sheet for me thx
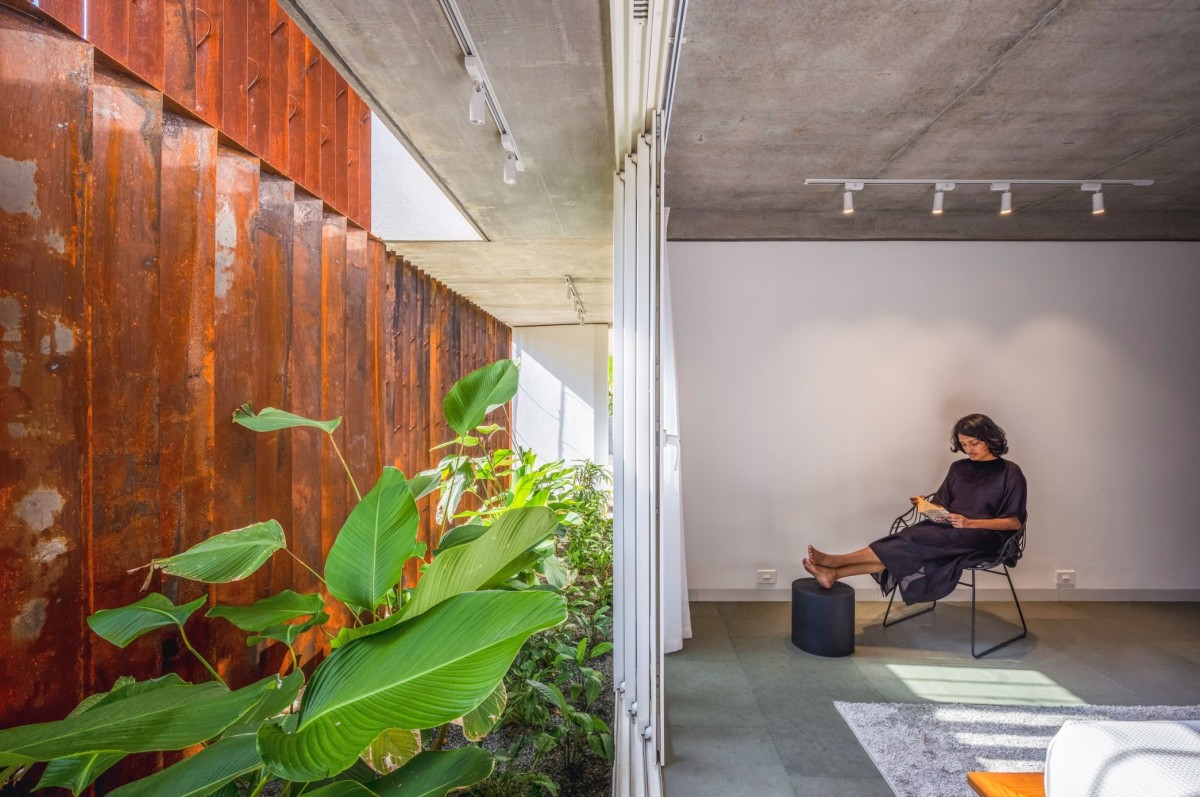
[0,11,91,728]
[246,0,272,162]
[219,0,248,146]
[343,229,370,508]
[158,112,218,685]
[212,147,261,686]
[333,71,348,215]
[358,99,372,231]
[319,213,351,626]
[267,2,290,171]
[127,0,165,89]
[287,195,324,664]
[88,71,165,693]
[303,38,322,196]
[285,18,308,188]
[37,0,83,35]
[346,93,361,225]
[164,0,199,110]
[254,175,295,617]
[318,58,335,205]
[192,0,223,126]
[86,0,128,69]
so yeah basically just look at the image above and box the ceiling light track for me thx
[805,178,1152,216]
[438,0,526,183]
[565,275,587,325]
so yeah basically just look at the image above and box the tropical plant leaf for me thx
[247,612,329,647]
[325,467,421,611]
[363,728,422,774]
[459,681,506,742]
[539,554,570,590]
[232,403,341,434]
[528,680,568,714]
[433,522,487,553]
[137,520,286,586]
[371,748,495,797]
[257,589,564,781]
[302,783,379,797]
[408,469,442,502]
[105,733,261,797]
[208,590,324,631]
[0,675,287,767]
[87,594,207,649]
[34,676,156,794]
[442,360,518,436]
[222,670,304,736]
[400,507,558,621]
[329,611,404,649]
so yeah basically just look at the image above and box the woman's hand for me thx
[946,513,972,529]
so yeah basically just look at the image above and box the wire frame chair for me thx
[880,497,1028,658]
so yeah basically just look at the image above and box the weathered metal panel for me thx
[287,195,324,664]
[219,0,247,146]
[88,70,165,694]
[254,175,295,622]
[127,0,165,89]
[36,0,83,35]
[246,0,272,162]
[267,2,290,171]
[333,72,348,215]
[163,0,199,110]
[286,18,308,188]
[158,112,218,684]
[343,230,370,511]
[318,58,336,203]
[302,38,322,195]
[346,93,361,224]
[192,0,222,125]
[358,99,371,231]
[0,11,91,727]
[319,213,350,623]
[212,147,260,686]
[86,0,128,67]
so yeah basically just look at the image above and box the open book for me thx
[915,496,951,523]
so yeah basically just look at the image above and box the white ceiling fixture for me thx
[564,275,587,325]
[441,0,526,184]
[806,178,1154,216]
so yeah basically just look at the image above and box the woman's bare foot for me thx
[803,558,837,589]
[808,545,834,567]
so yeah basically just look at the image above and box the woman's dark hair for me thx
[950,413,1008,456]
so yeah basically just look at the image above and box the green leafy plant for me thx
[0,359,565,797]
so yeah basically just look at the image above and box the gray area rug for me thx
[836,701,1200,797]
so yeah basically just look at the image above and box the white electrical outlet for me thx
[1056,569,1076,587]
[756,569,777,585]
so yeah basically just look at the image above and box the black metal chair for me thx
[881,497,1028,658]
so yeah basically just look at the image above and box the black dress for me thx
[870,458,1027,605]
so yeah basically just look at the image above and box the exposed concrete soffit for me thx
[275,0,487,240]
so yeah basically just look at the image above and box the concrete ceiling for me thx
[281,0,615,326]
[287,0,1200,327]
[666,0,1200,240]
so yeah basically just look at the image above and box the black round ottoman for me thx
[791,578,855,657]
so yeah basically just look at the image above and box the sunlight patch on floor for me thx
[885,664,1086,705]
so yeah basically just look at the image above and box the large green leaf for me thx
[325,467,421,611]
[400,507,558,621]
[434,523,487,553]
[257,589,565,781]
[222,670,305,737]
[408,469,442,502]
[363,728,421,773]
[247,612,329,647]
[208,590,324,631]
[459,681,506,742]
[0,675,287,767]
[303,784,379,797]
[139,520,286,585]
[87,594,207,648]
[105,733,262,797]
[372,748,495,797]
[442,360,518,436]
[233,403,341,434]
[34,676,159,794]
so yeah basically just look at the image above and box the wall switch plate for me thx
[1056,569,1076,587]
[757,569,777,585]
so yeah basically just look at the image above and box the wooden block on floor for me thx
[967,771,1046,797]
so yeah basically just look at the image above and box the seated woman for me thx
[804,413,1027,605]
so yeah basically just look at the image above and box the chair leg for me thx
[971,565,1029,658]
[882,587,935,628]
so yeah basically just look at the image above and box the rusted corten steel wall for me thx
[0,5,513,750]
[17,0,372,230]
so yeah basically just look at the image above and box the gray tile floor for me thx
[664,599,1200,796]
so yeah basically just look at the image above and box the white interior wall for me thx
[668,241,1200,600]
[512,325,610,465]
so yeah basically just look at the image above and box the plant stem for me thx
[326,432,362,502]
[179,626,228,689]
[286,644,300,674]
[248,772,271,797]
[431,722,450,751]
[285,549,327,587]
